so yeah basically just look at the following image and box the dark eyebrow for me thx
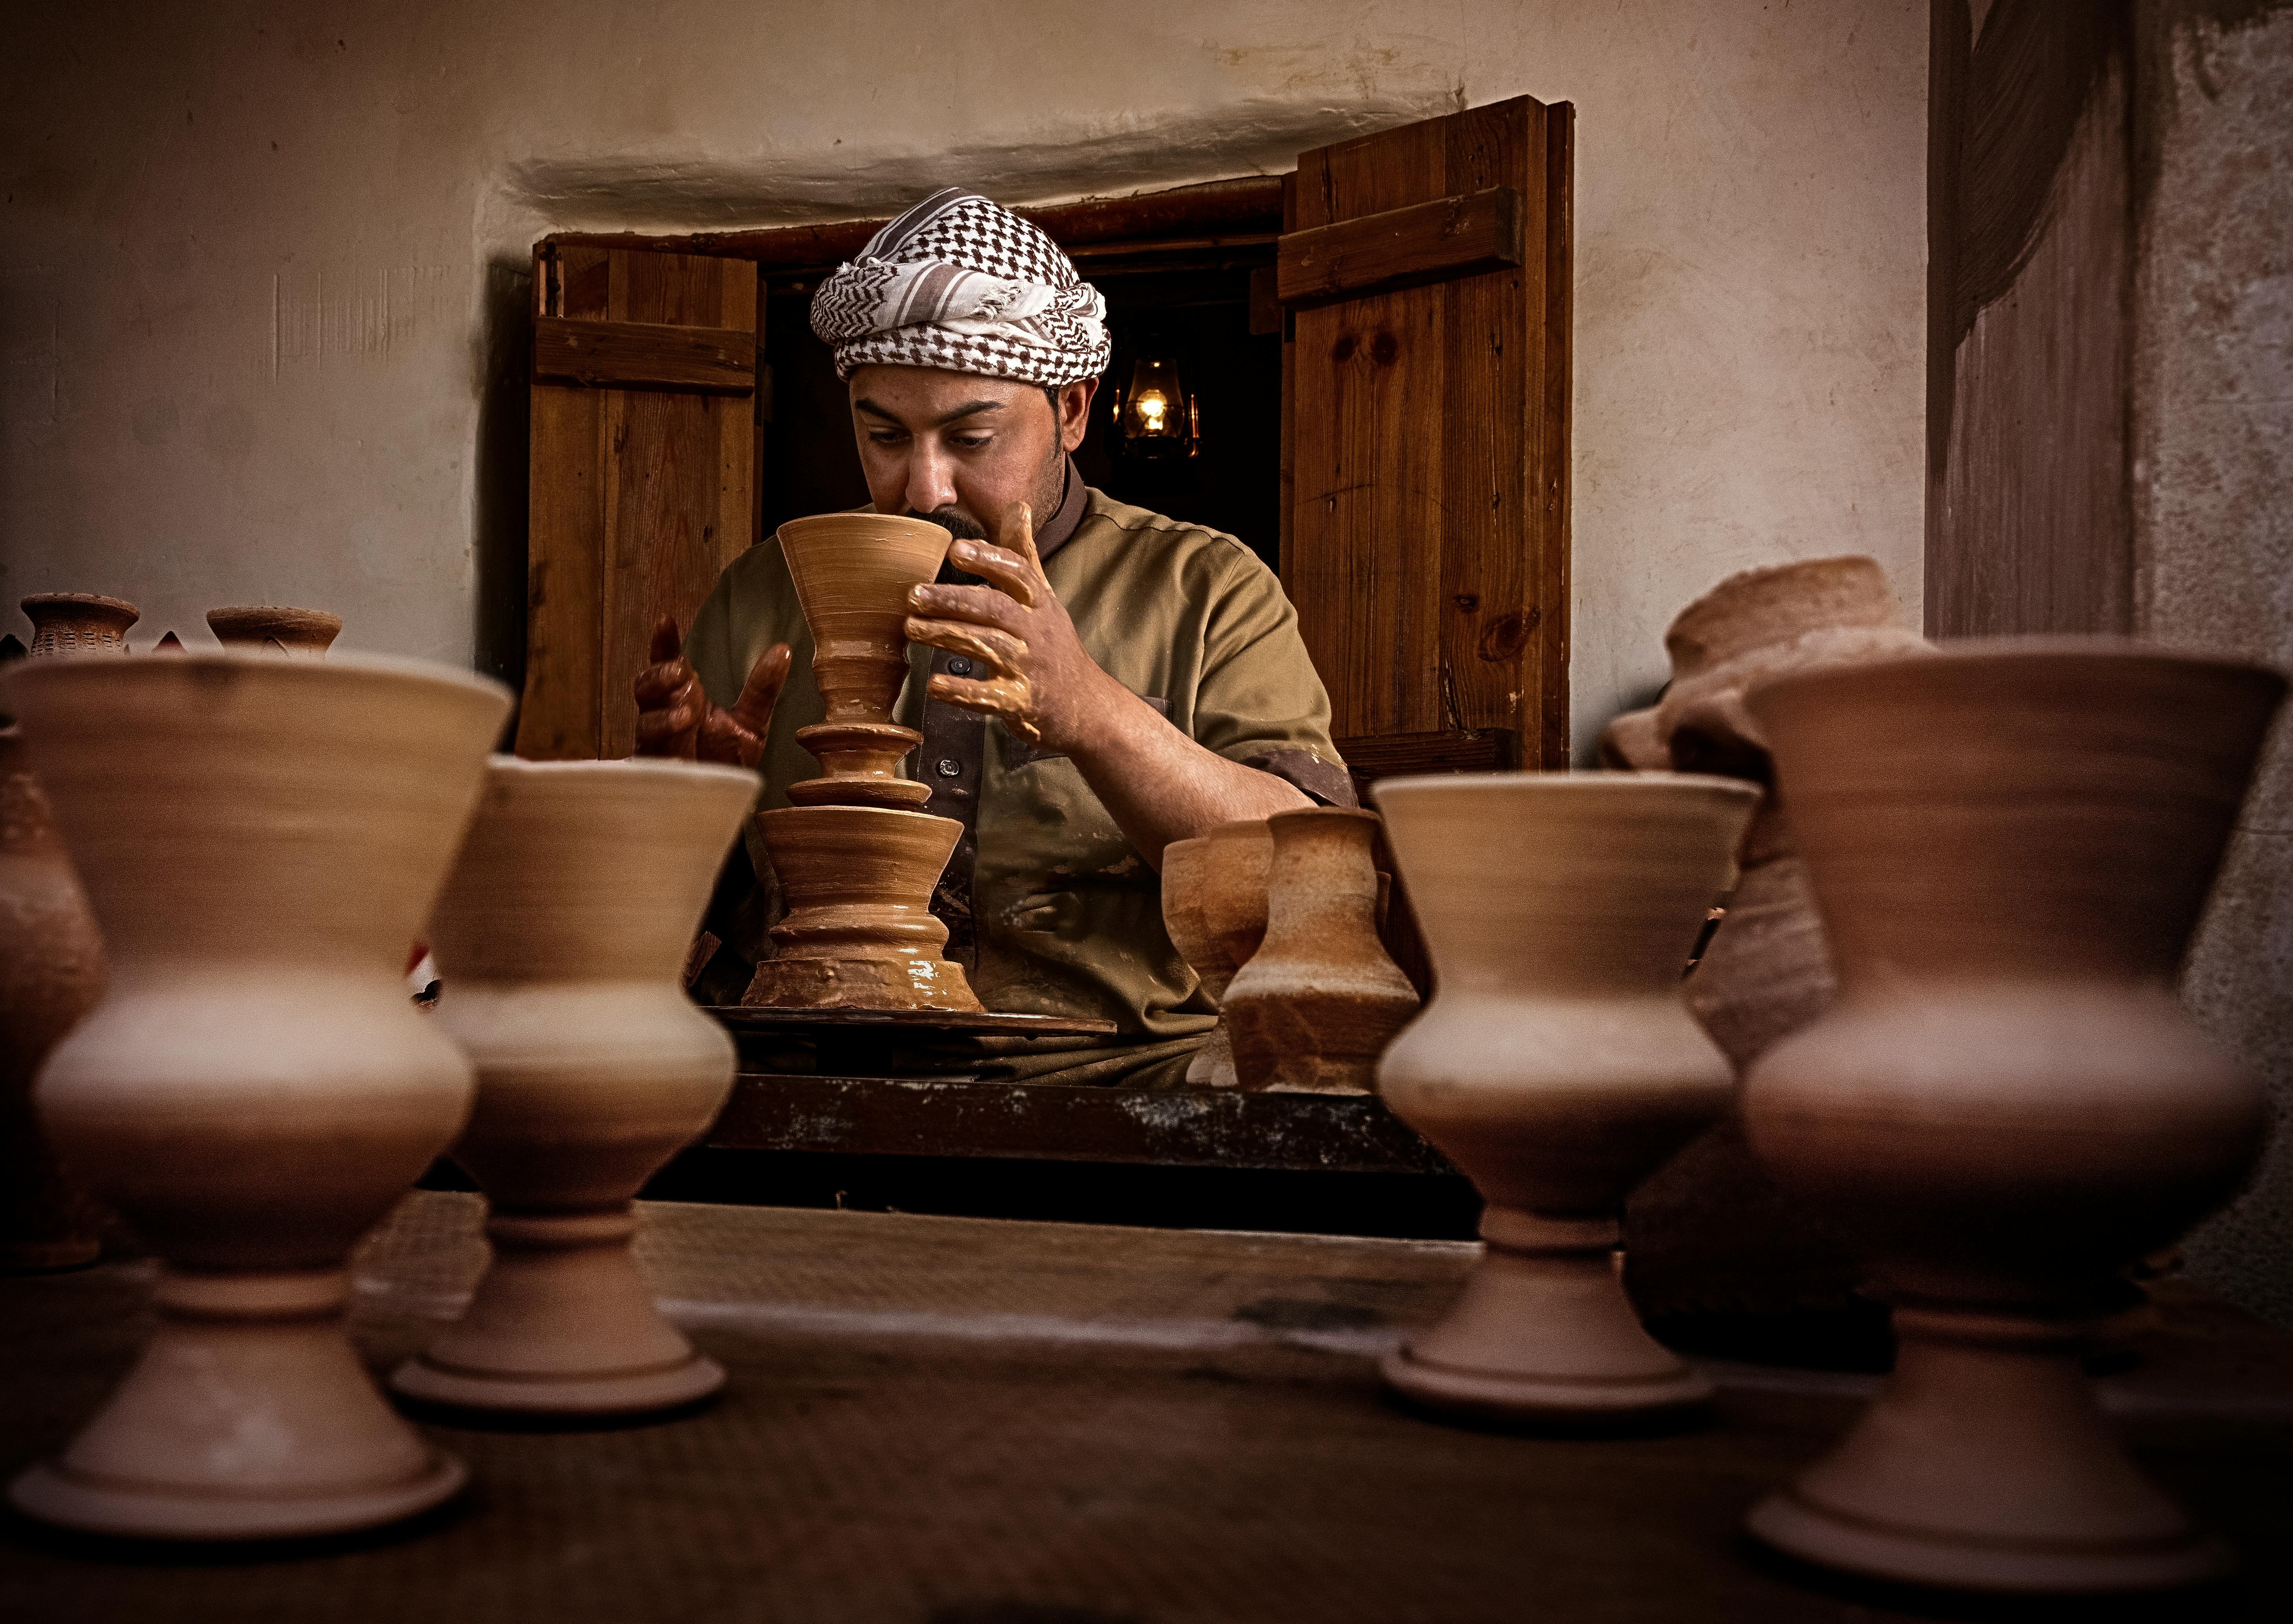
[853,397,1008,428]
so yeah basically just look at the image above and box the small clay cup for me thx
[1159,835,1238,1088]
[22,594,138,657]
[207,606,342,658]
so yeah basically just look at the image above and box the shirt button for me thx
[946,656,973,677]
[935,757,963,778]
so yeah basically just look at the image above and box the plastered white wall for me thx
[1,0,1929,748]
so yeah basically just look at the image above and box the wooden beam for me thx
[541,175,1289,268]
[1276,187,1523,308]
[532,315,755,395]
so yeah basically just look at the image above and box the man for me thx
[636,187,1351,1087]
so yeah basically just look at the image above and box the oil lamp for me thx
[1114,355,1197,460]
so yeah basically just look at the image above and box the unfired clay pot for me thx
[1224,807,1418,1094]
[0,726,108,1270]
[1198,817,1273,973]
[1740,643,2284,1594]
[1616,558,1930,1343]
[393,756,755,1417]
[1376,772,1759,1423]
[21,594,138,657]
[744,804,981,1011]
[206,605,342,658]
[775,513,951,809]
[1159,835,1238,1088]
[2,650,507,1540]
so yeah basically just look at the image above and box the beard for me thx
[906,505,988,541]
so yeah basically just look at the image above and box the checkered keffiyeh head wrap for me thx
[810,188,1110,387]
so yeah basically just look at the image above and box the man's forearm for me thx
[1063,678,1309,869]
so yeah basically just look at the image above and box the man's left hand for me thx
[904,501,1114,751]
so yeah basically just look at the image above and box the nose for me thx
[903,439,958,517]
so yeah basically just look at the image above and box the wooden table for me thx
[5,1192,2289,1622]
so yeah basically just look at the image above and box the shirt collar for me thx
[1031,457,1089,565]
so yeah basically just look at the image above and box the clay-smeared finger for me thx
[729,642,793,730]
[648,614,684,665]
[997,501,1045,581]
[947,538,1037,609]
[633,659,697,706]
[903,617,1028,679]
[925,672,1041,745]
[906,582,1031,636]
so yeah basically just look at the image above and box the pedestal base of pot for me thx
[745,804,982,1013]
[744,954,981,1012]
[1382,1210,1710,1425]
[787,721,930,809]
[1745,1306,2235,1595]
[8,1266,466,1541]
[1183,1022,1237,1088]
[391,1207,724,1420]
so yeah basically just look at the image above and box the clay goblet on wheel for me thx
[2,650,506,1541]
[392,756,758,1418]
[1375,772,1758,1425]
[1160,835,1239,1088]
[1739,644,2285,1596]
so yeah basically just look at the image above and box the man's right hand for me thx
[633,615,791,769]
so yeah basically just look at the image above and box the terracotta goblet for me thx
[207,605,342,658]
[21,593,138,657]
[2,650,506,1540]
[392,757,756,1417]
[1740,643,2284,1595]
[743,804,981,1011]
[1225,807,1418,1094]
[0,725,108,1271]
[1376,772,1759,1424]
[775,512,951,809]
[1198,817,1273,973]
[1159,835,1239,1087]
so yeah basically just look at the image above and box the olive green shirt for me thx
[686,471,1351,1087]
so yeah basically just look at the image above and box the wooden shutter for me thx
[1280,95,1573,772]
[516,246,759,760]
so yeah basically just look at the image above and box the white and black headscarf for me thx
[810,188,1110,387]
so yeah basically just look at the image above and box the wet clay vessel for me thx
[1740,643,2284,1594]
[0,726,108,1270]
[2,651,506,1540]
[1620,558,1929,1343]
[21,594,138,657]
[1377,772,1758,1424]
[775,514,951,809]
[1198,817,1273,974]
[206,606,342,658]
[393,757,755,1417]
[745,805,979,1011]
[1159,835,1238,1088]
[1224,807,1418,1094]
[742,514,979,1011]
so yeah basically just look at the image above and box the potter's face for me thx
[848,365,1095,540]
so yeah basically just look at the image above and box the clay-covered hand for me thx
[632,615,791,769]
[903,502,1110,751]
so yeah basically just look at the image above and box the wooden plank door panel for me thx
[1283,96,1570,766]
[518,247,758,761]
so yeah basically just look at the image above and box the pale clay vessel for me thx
[1377,772,1758,1423]
[742,513,979,1011]
[1158,835,1238,1087]
[206,605,343,659]
[2,650,507,1540]
[1224,807,1417,1094]
[21,593,138,657]
[1608,557,1930,1338]
[393,756,756,1417]
[1740,642,2283,1595]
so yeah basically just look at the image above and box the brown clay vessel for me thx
[0,726,107,1270]
[1159,835,1238,1087]
[206,606,342,658]
[1376,772,1758,1423]
[1223,807,1418,1094]
[21,594,138,657]
[744,804,980,1011]
[1,650,507,1540]
[1739,642,2284,1594]
[775,513,950,809]
[393,756,756,1417]
[1197,817,1273,973]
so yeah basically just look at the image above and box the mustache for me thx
[907,505,987,541]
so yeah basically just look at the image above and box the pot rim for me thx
[0,644,510,708]
[481,753,757,792]
[1372,769,1761,802]
[1747,635,2289,710]
[775,511,956,546]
